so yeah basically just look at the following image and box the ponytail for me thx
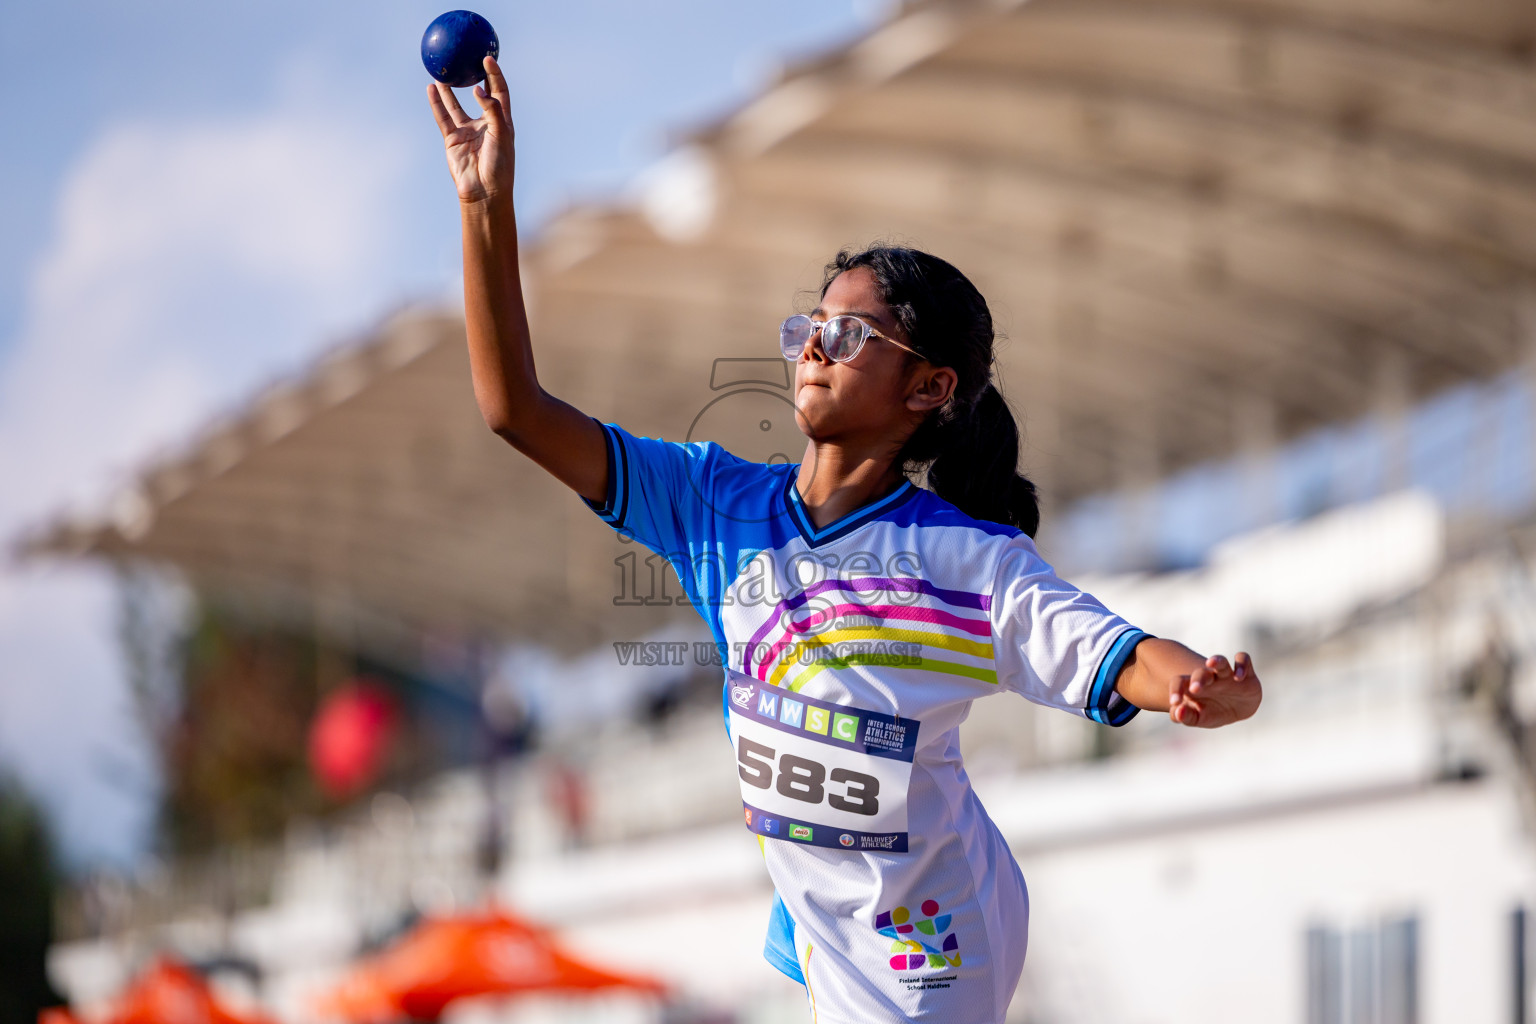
[821,246,1042,536]
[925,385,1040,537]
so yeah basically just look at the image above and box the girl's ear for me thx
[907,365,958,414]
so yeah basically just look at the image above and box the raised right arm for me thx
[428,56,607,504]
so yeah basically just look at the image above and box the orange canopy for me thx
[314,909,667,1023]
[42,958,280,1024]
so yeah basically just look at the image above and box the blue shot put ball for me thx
[421,11,500,88]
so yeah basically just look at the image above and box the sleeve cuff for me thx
[581,420,628,527]
[1085,627,1151,727]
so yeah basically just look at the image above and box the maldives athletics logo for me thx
[876,899,960,971]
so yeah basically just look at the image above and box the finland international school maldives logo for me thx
[877,900,959,971]
[745,808,784,836]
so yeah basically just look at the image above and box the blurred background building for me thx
[8,0,1536,1021]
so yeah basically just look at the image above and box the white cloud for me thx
[0,102,415,867]
[1,110,411,525]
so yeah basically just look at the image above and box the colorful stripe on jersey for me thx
[743,580,992,670]
[742,577,997,691]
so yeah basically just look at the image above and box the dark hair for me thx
[821,245,1040,537]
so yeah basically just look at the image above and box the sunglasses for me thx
[779,314,924,364]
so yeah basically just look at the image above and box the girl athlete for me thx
[429,59,1262,1023]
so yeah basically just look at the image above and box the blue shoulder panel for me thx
[582,422,791,644]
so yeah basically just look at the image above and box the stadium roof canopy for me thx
[20,0,1536,654]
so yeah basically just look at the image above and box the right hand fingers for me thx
[427,82,458,138]
[478,57,513,135]
[484,55,511,108]
[472,83,507,133]
[433,81,472,129]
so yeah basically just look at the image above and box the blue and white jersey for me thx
[584,422,1147,1024]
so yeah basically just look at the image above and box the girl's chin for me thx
[793,409,836,440]
[793,393,838,435]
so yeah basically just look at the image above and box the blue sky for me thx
[0,0,877,868]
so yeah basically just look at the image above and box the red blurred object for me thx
[313,909,668,1023]
[38,1009,85,1024]
[308,680,398,799]
[41,958,279,1024]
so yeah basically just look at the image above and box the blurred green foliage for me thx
[159,599,330,853]
[0,778,62,1024]
[114,569,469,857]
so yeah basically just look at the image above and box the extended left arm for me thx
[1113,638,1262,728]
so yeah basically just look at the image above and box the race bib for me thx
[726,672,918,853]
